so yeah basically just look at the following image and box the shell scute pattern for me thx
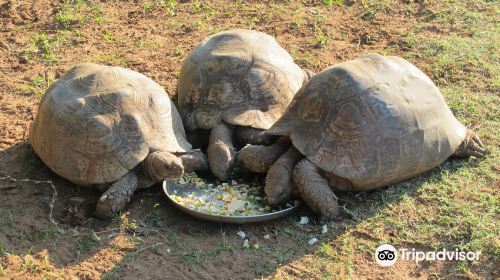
[270,54,467,190]
[30,63,190,185]
[178,29,306,130]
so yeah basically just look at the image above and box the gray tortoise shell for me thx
[269,54,466,190]
[30,63,191,185]
[177,29,307,131]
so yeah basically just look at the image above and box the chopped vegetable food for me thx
[169,172,293,217]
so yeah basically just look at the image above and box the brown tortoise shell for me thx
[177,29,308,131]
[269,54,467,190]
[30,63,191,186]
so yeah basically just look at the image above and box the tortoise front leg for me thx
[293,159,339,219]
[95,171,138,219]
[454,129,487,158]
[236,126,276,145]
[207,122,236,181]
[178,149,209,172]
[265,146,302,206]
[236,137,290,173]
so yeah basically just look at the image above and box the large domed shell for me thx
[30,63,191,185]
[269,54,466,189]
[177,29,307,131]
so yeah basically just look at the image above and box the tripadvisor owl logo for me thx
[375,244,398,267]
[374,244,482,267]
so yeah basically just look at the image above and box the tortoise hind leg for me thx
[95,171,138,219]
[454,130,487,158]
[293,159,339,219]
[207,122,236,181]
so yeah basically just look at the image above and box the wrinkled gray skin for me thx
[239,54,487,219]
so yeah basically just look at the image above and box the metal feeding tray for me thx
[162,177,299,224]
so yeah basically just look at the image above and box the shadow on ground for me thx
[0,141,472,279]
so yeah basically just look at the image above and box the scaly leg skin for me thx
[207,122,235,181]
[236,126,276,146]
[265,146,302,206]
[454,129,487,158]
[237,137,290,173]
[293,159,339,219]
[95,171,138,219]
[178,149,209,172]
[142,151,185,181]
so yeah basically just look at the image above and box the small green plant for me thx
[56,0,104,28]
[191,0,203,13]
[75,232,100,254]
[190,0,214,15]
[173,47,184,56]
[180,250,203,272]
[17,75,52,97]
[102,30,114,42]
[55,9,75,28]
[158,0,177,16]
[314,28,330,47]
[28,32,60,62]
[38,228,59,240]
[144,204,162,227]
[322,0,344,6]
[143,1,153,10]
[144,1,178,15]
[95,16,104,23]
[360,1,386,21]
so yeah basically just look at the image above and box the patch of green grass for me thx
[314,28,331,47]
[33,227,59,241]
[210,235,234,257]
[102,30,114,43]
[95,52,127,66]
[144,203,162,227]
[25,31,63,62]
[75,232,100,254]
[55,9,75,28]
[17,75,52,98]
[1,208,14,226]
[190,0,215,15]
[180,249,204,272]
[319,242,338,259]
[398,32,498,90]
[55,0,104,28]
[248,257,275,276]
[360,0,387,21]
[144,0,178,16]
[143,1,154,10]
[158,0,178,16]
[322,0,344,7]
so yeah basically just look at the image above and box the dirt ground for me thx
[0,0,498,279]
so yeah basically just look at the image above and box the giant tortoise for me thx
[30,63,208,218]
[239,54,486,218]
[177,29,311,181]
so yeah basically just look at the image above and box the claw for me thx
[455,130,487,158]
